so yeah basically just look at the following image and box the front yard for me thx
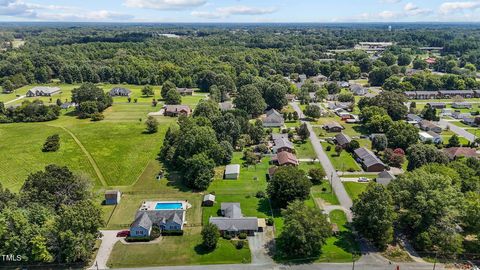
[321,142,362,172]
[343,182,368,201]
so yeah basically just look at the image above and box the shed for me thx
[376,171,396,186]
[105,190,121,205]
[203,194,216,207]
[224,164,241,180]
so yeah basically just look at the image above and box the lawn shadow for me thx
[257,197,273,217]
[194,243,215,255]
[165,172,192,193]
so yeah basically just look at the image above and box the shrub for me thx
[150,226,161,239]
[326,145,332,151]
[202,223,220,250]
[236,240,245,249]
[238,233,247,240]
[308,168,326,185]
[224,234,232,240]
[125,236,151,242]
[161,230,184,236]
[266,217,274,226]
[91,112,104,121]
[255,191,266,198]
[42,134,60,152]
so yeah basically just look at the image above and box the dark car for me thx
[116,230,130,237]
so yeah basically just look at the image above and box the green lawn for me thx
[295,140,316,159]
[108,227,251,268]
[311,181,339,205]
[343,182,368,201]
[316,210,359,263]
[321,142,361,172]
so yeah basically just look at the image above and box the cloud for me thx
[192,5,277,19]
[124,0,206,10]
[403,2,430,15]
[36,10,134,21]
[379,0,402,3]
[439,1,480,14]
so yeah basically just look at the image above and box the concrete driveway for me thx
[89,230,122,270]
[248,228,275,265]
[438,119,477,142]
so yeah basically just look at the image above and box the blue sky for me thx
[1,0,480,22]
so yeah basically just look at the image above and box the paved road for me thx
[290,102,353,220]
[438,119,477,142]
[89,230,122,270]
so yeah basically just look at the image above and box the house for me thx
[323,121,344,132]
[202,194,216,207]
[441,108,453,116]
[312,74,328,83]
[443,147,478,160]
[415,91,439,100]
[419,120,443,133]
[334,133,352,148]
[337,81,350,88]
[451,102,472,109]
[272,133,289,141]
[419,131,443,144]
[354,147,386,172]
[350,84,367,96]
[130,201,187,237]
[176,88,194,96]
[407,114,423,123]
[426,102,446,109]
[224,164,241,180]
[286,94,296,102]
[439,90,474,99]
[60,102,76,109]
[163,105,191,117]
[376,171,396,186]
[271,151,299,166]
[462,117,478,127]
[219,102,234,111]
[404,91,417,99]
[26,86,61,97]
[262,109,284,127]
[209,203,261,236]
[109,87,131,97]
[272,137,294,154]
[475,90,480,98]
[105,190,121,205]
[452,111,471,120]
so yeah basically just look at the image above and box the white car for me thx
[357,177,369,183]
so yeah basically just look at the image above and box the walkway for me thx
[57,125,108,187]
[290,102,353,221]
[89,230,122,270]
[4,95,25,105]
[438,119,477,142]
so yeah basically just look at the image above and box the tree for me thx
[193,100,221,119]
[365,114,393,134]
[2,79,14,93]
[447,134,461,147]
[145,116,159,134]
[372,134,388,152]
[383,148,405,168]
[413,58,428,70]
[277,201,331,258]
[389,168,464,254]
[141,85,154,97]
[267,166,312,208]
[406,143,449,171]
[183,153,215,190]
[264,83,288,110]
[315,88,328,101]
[201,223,220,250]
[233,84,266,117]
[42,134,60,152]
[360,106,387,123]
[346,140,360,152]
[308,168,326,185]
[304,104,321,119]
[164,88,182,105]
[369,67,393,86]
[335,145,343,156]
[297,123,310,141]
[380,53,397,66]
[161,81,176,99]
[352,183,395,249]
[72,83,112,118]
[397,54,412,66]
[359,92,407,121]
[382,76,402,91]
[422,106,439,121]
[386,121,419,150]
[337,92,354,103]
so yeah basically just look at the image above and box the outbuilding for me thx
[224,164,241,180]
[203,194,216,207]
[105,190,121,205]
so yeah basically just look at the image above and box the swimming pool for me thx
[155,202,183,210]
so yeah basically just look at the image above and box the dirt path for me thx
[57,125,108,187]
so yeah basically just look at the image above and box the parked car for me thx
[357,177,369,183]
[117,230,130,237]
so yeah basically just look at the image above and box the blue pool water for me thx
[155,203,183,210]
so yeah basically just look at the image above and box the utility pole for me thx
[351,253,355,270]
[330,172,333,194]
[433,252,437,270]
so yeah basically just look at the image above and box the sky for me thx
[2,0,480,23]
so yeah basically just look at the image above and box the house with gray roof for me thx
[334,133,352,148]
[451,102,472,109]
[130,212,153,237]
[130,209,185,237]
[262,109,284,127]
[350,84,367,96]
[272,137,294,154]
[354,147,386,172]
[26,86,61,97]
[224,164,241,180]
[439,90,474,99]
[376,171,396,186]
[323,121,344,132]
[176,87,194,96]
[109,87,131,97]
[209,203,262,236]
[407,114,423,123]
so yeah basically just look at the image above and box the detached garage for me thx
[224,164,241,180]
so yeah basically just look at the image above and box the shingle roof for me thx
[354,147,385,168]
[131,212,153,230]
[324,121,343,130]
[377,170,395,180]
[335,133,352,146]
[439,90,474,94]
[221,203,242,219]
[209,217,259,231]
[164,105,191,114]
[272,151,299,166]
[443,147,478,159]
[30,86,61,94]
[272,133,289,141]
[264,109,284,124]
[134,210,184,226]
[273,138,294,152]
